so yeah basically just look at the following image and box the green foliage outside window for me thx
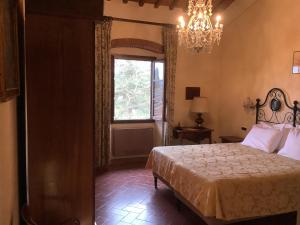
[114,59,151,120]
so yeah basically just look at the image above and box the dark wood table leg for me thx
[179,135,183,145]
[176,198,182,212]
[154,176,158,189]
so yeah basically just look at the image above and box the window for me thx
[112,56,164,122]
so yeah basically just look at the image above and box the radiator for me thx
[111,127,154,158]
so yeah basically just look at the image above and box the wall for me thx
[219,0,300,138]
[174,47,221,142]
[110,20,163,151]
[106,0,300,143]
[111,20,163,58]
[107,6,223,143]
[0,99,19,225]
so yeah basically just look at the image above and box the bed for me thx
[146,88,300,225]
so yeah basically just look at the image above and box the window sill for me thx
[112,119,155,124]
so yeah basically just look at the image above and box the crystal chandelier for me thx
[177,0,223,53]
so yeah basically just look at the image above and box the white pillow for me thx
[241,125,283,153]
[258,123,293,150]
[278,128,300,160]
[273,124,293,150]
[257,122,273,128]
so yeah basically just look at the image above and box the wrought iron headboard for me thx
[256,88,299,127]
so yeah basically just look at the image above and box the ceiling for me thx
[104,0,257,25]
[118,0,235,12]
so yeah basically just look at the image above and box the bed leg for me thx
[154,176,158,189]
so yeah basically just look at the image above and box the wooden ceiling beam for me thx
[118,0,235,12]
[169,0,176,10]
[154,0,161,8]
[138,0,144,6]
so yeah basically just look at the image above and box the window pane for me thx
[153,62,164,120]
[114,59,151,120]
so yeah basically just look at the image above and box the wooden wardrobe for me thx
[25,1,102,224]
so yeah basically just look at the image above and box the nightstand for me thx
[173,127,213,144]
[219,136,243,143]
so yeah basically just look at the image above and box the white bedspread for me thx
[147,143,300,223]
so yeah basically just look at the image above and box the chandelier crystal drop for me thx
[177,0,223,53]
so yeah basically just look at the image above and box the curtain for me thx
[163,26,178,145]
[95,18,112,168]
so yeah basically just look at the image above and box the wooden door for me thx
[26,14,94,225]
[26,0,103,19]
[0,0,20,101]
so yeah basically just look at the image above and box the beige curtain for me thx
[163,26,178,145]
[95,19,112,168]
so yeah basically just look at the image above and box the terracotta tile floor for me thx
[95,168,206,225]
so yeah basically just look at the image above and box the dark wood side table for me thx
[219,136,243,143]
[173,127,213,144]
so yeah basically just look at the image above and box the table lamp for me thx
[190,97,208,128]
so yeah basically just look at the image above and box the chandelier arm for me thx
[177,0,223,53]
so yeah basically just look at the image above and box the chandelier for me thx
[177,0,223,53]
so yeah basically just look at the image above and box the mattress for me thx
[146,143,300,223]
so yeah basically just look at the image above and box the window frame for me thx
[111,55,159,124]
[151,59,165,119]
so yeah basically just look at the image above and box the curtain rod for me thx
[103,16,176,27]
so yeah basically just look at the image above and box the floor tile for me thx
[121,212,140,223]
[95,168,205,225]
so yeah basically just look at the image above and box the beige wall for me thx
[109,18,222,143]
[111,20,162,44]
[104,0,183,25]
[107,1,300,144]
[174,47,221,142]
[219,0,300,138]
[111,20,163,58]
[110,20,163,149]
[0,99,19,225]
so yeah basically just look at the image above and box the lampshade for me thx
[190,97,208,113]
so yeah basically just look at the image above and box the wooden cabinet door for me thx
[26,14,94,225]
[0,0,20,102]
[26,0,103,20]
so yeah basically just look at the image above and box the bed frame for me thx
[256,88,299,126]
[153,88,300,225]
[153,172,297,225]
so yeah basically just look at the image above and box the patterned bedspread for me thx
[146,143,300,223]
